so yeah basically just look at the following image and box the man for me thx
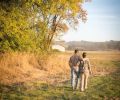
[69,49,83,90]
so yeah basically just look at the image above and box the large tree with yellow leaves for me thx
[0,0,87,52]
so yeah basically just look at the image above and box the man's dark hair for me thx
[82,52,87,58]
[74,49,79,54]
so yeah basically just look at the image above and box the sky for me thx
[62,0,120,42]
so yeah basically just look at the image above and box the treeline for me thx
[66,40,120,51]
[0,0,87,53]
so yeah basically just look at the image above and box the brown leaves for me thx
[56,23,68,33]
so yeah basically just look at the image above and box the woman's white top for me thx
[83,58,91,72]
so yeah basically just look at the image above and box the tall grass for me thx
[0,51,120,85]
[0,51,120,100]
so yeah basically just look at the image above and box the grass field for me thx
[0,51,120,100]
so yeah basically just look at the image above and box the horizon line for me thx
[56,40,120,42]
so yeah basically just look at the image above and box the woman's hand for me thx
[76,61,80,66]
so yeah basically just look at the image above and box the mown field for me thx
[0,51,120,100]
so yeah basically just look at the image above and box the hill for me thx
[66,40,120,51]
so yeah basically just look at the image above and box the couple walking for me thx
[69,49,92,91]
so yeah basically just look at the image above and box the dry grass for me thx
[0,51,120,85]
[0,51,120,100]
[0,52,47,84]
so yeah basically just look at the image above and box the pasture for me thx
[0,51,120,100]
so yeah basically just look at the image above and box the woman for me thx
[80,52,92,91]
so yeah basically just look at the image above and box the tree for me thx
[33,0,87,50]
[0,0,38,52]
[0,0,87,52]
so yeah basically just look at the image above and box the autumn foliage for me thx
[0,0,87,52]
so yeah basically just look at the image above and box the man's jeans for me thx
[71,67,80,90]
[70,67,73,86]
